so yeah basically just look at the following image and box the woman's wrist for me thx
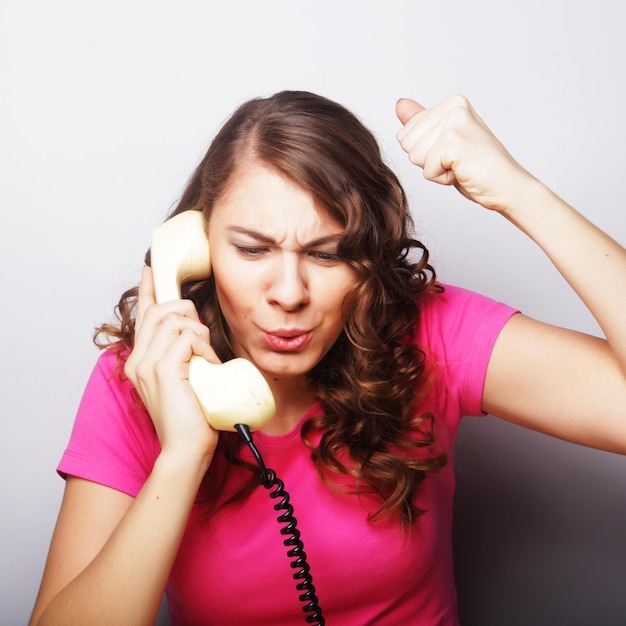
[495,172,559,231]
[153,445,214,486]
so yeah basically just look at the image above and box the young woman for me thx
[29,91,626,625]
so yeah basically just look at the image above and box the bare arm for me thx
[483,181,626,452]
[396,96,626,451]
[30,458,207,625]
[30,268,220,625]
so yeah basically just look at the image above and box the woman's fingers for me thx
[396,94,531,211]
[126,265,220,395]
[135,265,155,332]
[124,285,221,456]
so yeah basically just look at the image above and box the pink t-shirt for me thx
[58,285,517,625]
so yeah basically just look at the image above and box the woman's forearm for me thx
[502,177,626,375]
[33,453,209,626]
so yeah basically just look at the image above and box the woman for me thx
[29,91,626,625]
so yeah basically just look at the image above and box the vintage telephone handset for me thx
[150,210,325,625]
[150,209,275,431]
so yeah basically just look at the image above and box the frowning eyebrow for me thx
[226,226,343,249]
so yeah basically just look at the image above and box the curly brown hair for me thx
[95,90,447,525]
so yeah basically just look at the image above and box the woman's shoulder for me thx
[57,347,158,496]
[415,283,519,367]
[412,284,519,420]
[418,283,518,334]
[420,282,508,310]
[93,345,129,374]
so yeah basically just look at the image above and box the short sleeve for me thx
[415,284,519,424]
[57,350,160,497]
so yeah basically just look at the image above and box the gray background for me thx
[2,1,625,624]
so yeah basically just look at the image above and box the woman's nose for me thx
[266,255,309,311]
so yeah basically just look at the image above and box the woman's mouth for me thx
[264,329,311,351]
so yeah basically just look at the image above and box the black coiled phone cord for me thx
[236,424,326,626]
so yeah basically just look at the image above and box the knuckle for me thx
[134,358,151,382]
[441,125,464,147]
[123,357,135,380]
[180,328,197,341]
[153,359,169,378]
[141,302,159,322]
[160,311,184,332]
[408,150,422,166]
[445,94,470,110]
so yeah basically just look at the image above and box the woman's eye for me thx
[310,251,339,263]
[236,246,266,257]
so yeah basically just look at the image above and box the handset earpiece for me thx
[150,211,276,432]
[150,210,212,303]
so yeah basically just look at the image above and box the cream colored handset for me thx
[150,210,276,432]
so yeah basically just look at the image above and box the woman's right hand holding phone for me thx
[124,265,220,469]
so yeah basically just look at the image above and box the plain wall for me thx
[1,1,625,624]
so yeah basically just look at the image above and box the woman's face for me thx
[207,160,356,383]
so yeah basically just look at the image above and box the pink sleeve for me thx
[57,350,160,497]
[416,284,519,422]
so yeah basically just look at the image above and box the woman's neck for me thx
[261,376,317,436]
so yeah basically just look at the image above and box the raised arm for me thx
[396,96,626,453]
[30,268,219,625]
